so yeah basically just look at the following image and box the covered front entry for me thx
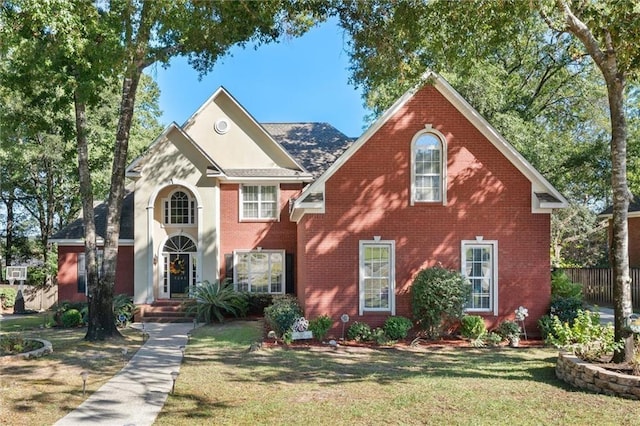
[159,235,197,299]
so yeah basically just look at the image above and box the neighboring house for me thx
[599,196,640,267]
[51,72,567,335]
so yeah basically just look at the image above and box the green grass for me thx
[0,312,143,425]
[157,321,640,426]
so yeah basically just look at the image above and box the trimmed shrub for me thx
[308,314,333,341]
[347,321,372,341]
[61,309,83,328]
[496,320,521,340]
[263,295,303,337]
[411,266,471,338]
[371,327,388,345]
[383,316,413,340]
[0,288,17,309]
[538,314,555,340]
[547,270,583,326]
[552,270,583,299]
[460,315,486,339]
[550,295,583,324]
[242,293,274,316]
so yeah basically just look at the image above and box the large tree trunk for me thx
[86,0,152,340]
[559,2,634,362]
[74,94,109,341]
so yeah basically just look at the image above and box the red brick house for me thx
[51,72,566,334]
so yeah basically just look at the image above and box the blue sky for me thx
[148,19,369,138]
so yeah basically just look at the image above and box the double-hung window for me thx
[77,250,103,294]
[461,240,497,314]
[359,240,395,315]
[241,185,278,220]
[234,250,284,293]
[411,127,447,205]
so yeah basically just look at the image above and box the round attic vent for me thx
[214,119,230,134]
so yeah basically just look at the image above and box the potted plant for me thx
[497,320,522,347]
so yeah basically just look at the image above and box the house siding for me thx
[219,183,302,288]
[57,246,134,303]
[298,86,551,336]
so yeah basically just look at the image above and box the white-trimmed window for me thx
[359,240,395,315]
[461,240,497,314]
[411,127,447,205]
[234,250,284,293]
[163,190,195,225]
[240,185,278,220]
[77,250,103,294]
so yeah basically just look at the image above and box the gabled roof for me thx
[50,190,134,243]
[125,122,224,178]
[261,123,355,178]
[182,87,311,179]
[599,195,640,218]
[291,71,567,222]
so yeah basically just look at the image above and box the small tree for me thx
[411,266,471,339]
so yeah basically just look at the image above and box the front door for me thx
[169,253,190,298]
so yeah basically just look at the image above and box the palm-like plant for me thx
[185,280,248,323]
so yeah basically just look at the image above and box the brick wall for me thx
[219,183,302,282]
[57,245,134,303]
[298,85,551,336]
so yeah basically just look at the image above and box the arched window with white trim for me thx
[411,127,447,205]
[163,190,195,225]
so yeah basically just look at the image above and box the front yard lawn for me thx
[0,312,142,425]
[157,321,640,425]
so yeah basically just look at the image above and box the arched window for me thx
[164,190,195,225]
[411,128,446,204]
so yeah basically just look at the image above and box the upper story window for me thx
[240,184,278,220]
[411,127,447,205]
[164,190,195,225]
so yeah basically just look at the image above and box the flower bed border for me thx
[556,351,640,400]
[0,338,52,363]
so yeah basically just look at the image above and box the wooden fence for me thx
[563,268,640,309]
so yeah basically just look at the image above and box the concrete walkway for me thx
[54,322,195,426]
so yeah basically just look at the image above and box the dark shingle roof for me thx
[599,195,640,216]
[51,190,134,241]
[224,168,311,178]
[261,123,355,178]
[53,123,354,242]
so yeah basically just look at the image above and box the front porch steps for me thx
[137,299,196,323]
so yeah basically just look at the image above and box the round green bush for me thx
[61,308,83,328]
[460,315,486,339]
[263,295,302,337]
[347,321,372,341]
[383,316,413,340]
[411,266,471,338]
[308,314,333,341]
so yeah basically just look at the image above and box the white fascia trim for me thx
[181,86,310,175]
[219,175,313,183]
[125,122,226,179]
[126,123,177,177]
[599,210,640,219]
[433,76,568,212]
[49,239,135,246]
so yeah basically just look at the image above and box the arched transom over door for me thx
[160,235,197,299]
